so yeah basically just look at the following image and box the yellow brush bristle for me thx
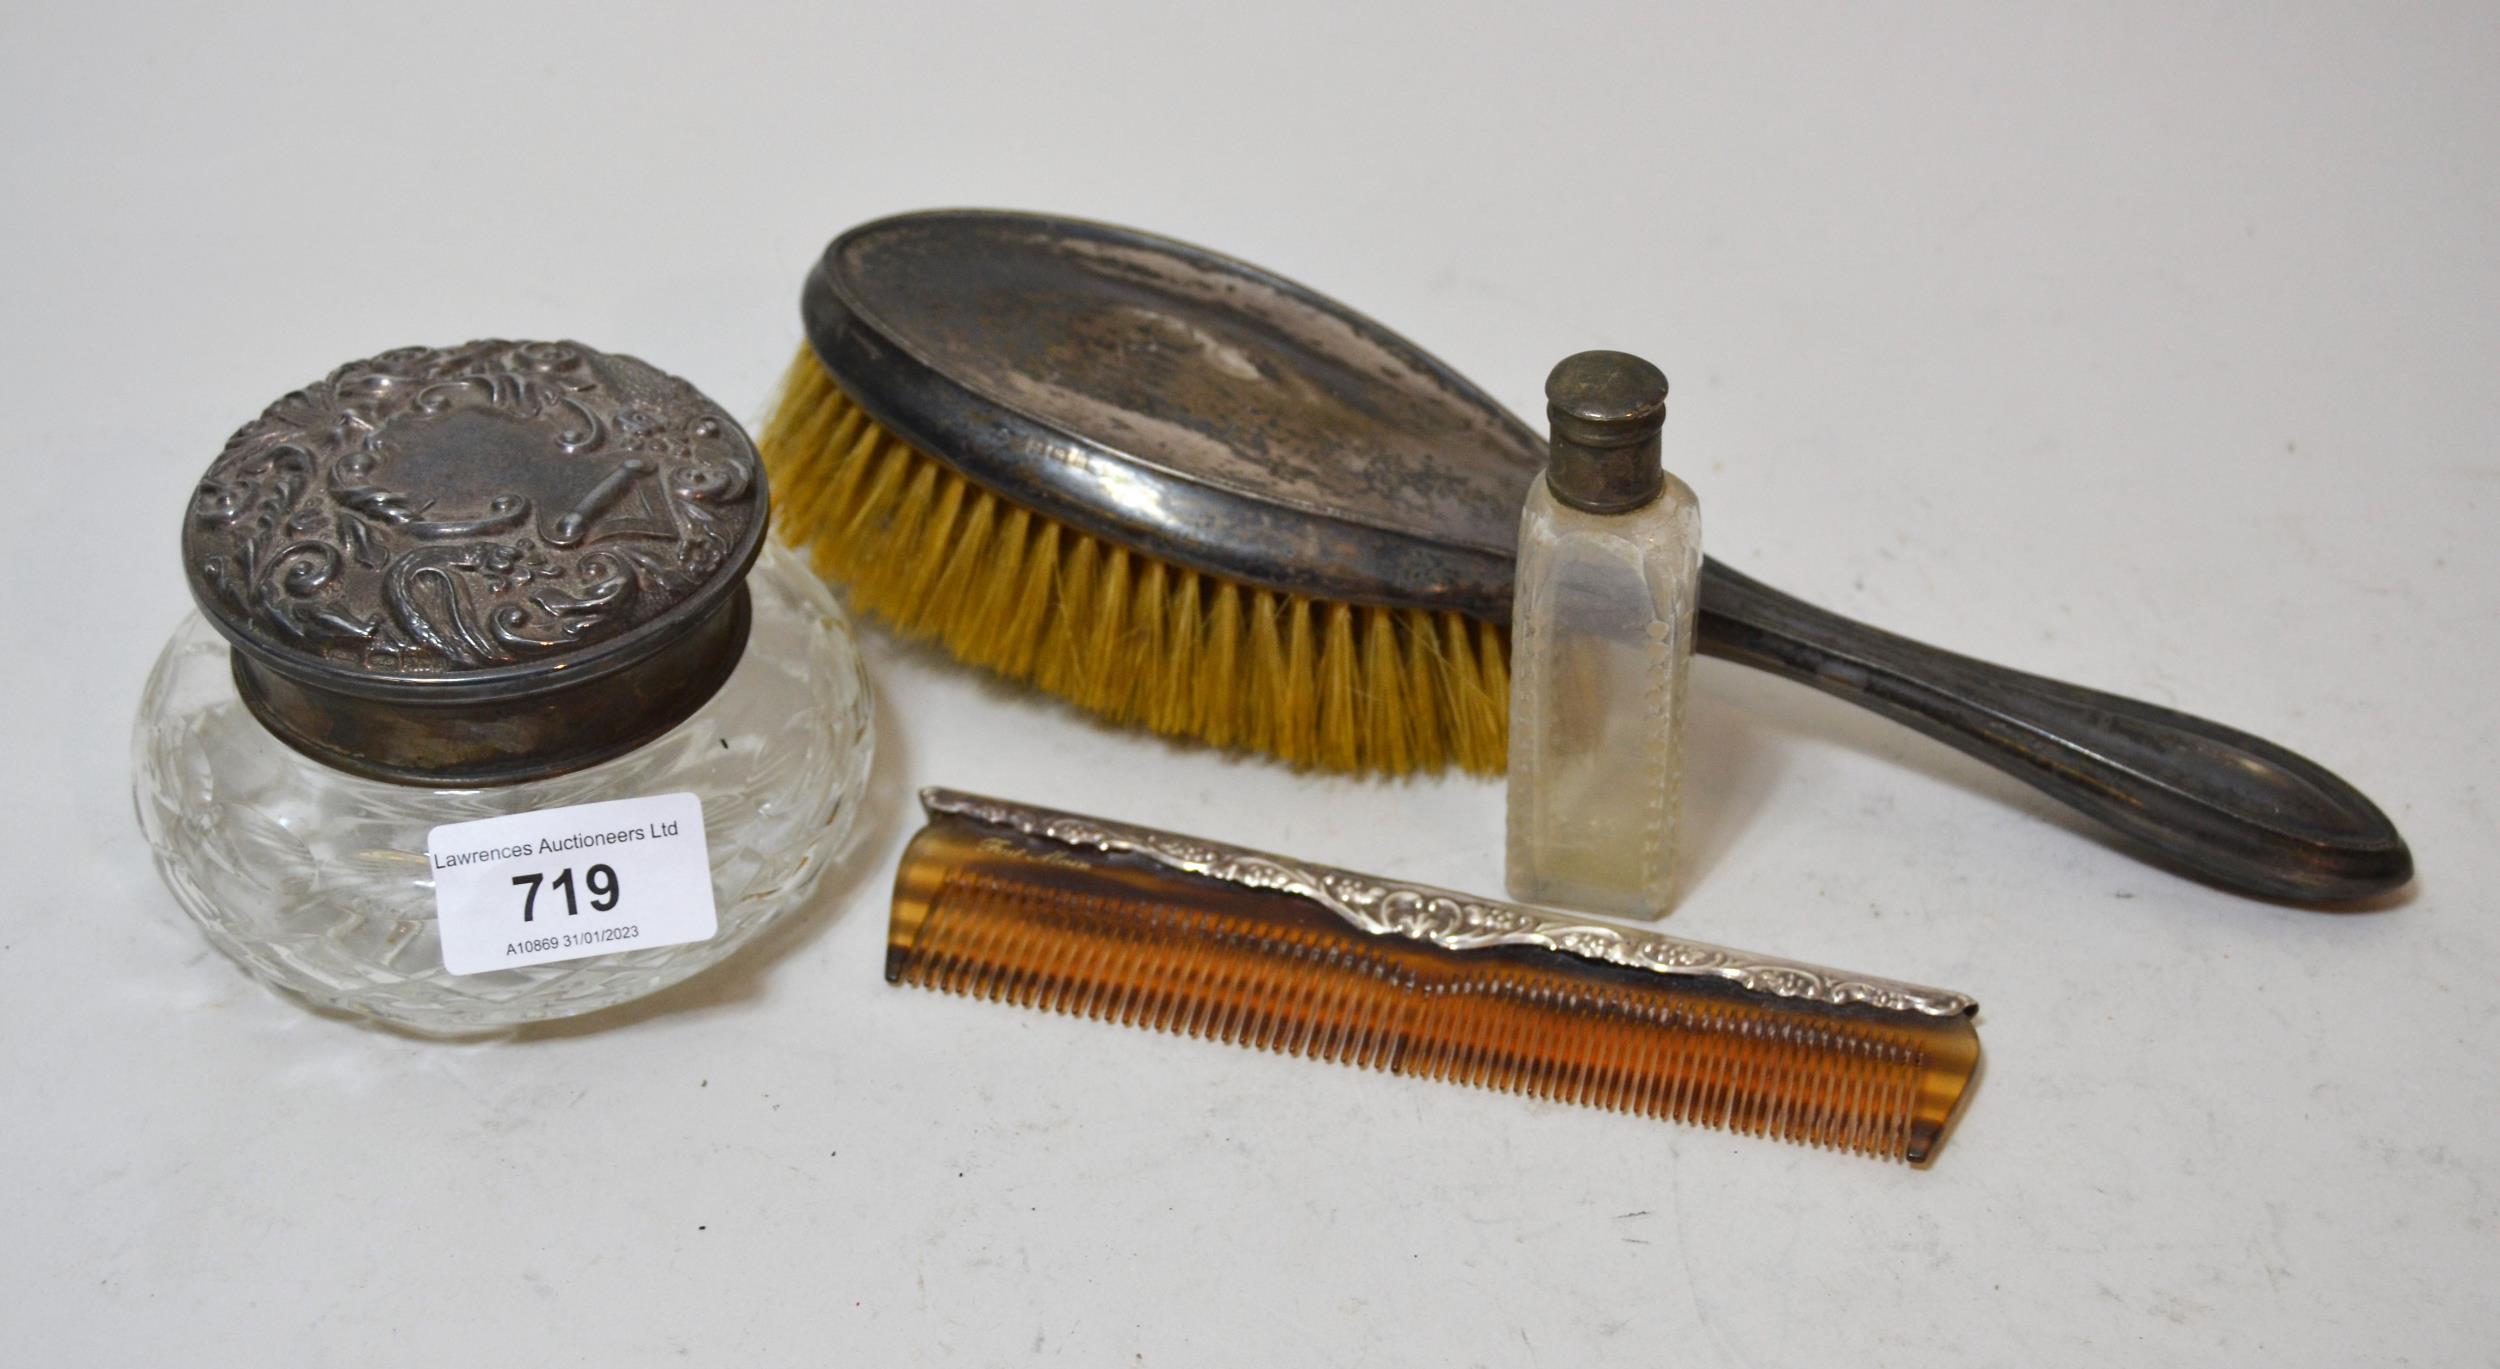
[760,349,1512,774]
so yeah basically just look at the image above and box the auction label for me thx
[428,792,716,975]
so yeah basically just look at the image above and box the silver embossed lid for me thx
[183,339,768,785]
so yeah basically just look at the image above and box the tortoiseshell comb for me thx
[889,790,1984,1165]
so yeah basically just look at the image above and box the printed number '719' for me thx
[512,865,620,921]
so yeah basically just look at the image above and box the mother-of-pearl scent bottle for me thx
[1506,350,1702,918]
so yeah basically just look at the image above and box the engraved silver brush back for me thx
[803,209,1541,619]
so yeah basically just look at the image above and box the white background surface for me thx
[4,3,2494,1364]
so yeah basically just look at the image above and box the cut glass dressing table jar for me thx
[132,340,873,1034]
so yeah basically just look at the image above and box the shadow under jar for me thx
[132,340,873,1035]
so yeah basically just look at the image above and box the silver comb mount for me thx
[920,788,1977,1019]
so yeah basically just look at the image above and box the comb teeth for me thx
[894,869,1959,1163]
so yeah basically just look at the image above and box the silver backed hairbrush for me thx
[764,209,2409,904]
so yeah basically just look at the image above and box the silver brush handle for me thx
[1694,560,2410,903]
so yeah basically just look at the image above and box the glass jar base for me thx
[132,543,873,1035]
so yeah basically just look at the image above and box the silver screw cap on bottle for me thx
[1543,349,1669,514]
[181,340,769,786]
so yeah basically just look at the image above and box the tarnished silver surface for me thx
[805,209,1544,618]
[921,788,1978,1018]
[1543,349,1670,513]
[184,340,768,785]
[807,211,2411,903]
